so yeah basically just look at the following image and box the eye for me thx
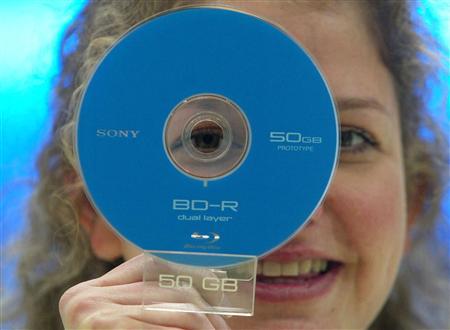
[340,126,378,153]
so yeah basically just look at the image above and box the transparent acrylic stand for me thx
[142,251,257,316]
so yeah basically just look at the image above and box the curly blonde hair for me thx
[5,1,449,329]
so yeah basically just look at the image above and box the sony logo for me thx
[96,129,140,139]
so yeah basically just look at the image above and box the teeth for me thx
[257,259,330,277]
[311,260,322,273]
[298,260,312,274]
[262,261,281,276]
[281,261,299,276]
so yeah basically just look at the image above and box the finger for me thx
[204,313,232,330]
[89,253,148,286]
[92,281,232,326]
[92,254,225,306]
[120,305,225,330]
[89,253,180,286]
[94,281,209,307]
[64,295,213,330]
[81,316,163,330]
[62,283,230,330]
[79,308,194,330]
[91,254,210,286]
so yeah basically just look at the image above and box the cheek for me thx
[335,165,406,253]
[330,161,407,316]
[121,241,144,260]
[90,219,123,261]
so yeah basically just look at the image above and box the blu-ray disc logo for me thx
[269,131,322,152]
[191,232,221,244]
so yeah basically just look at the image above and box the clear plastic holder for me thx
[142,250,257,316]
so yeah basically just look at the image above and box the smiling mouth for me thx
[257,259,341,280]
[255,259,343,301]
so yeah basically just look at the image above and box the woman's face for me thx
[113,1,410,329]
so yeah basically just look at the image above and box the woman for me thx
[7,0,449,329]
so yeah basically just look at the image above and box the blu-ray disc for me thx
[76,7,338,266]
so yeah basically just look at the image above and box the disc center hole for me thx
[190,120,223,154]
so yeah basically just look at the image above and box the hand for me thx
[59,254,231,329]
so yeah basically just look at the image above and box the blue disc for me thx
[76,7,338,266]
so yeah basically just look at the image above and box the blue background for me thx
[1,0,448,310]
